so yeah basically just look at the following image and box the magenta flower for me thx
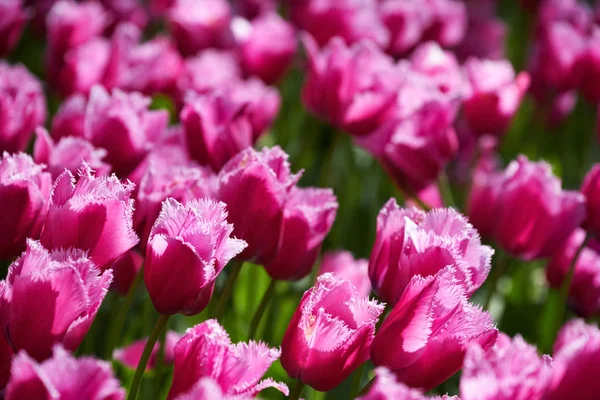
[371,275,497,390]
[167,319,288,399]
[217,146,300,265]
[380,0,430,57]
[0,0,27,56]
[40,165,139,270]
[0,153,52,260]
[581,164,600,237]
[358,367,457,400]
[281,274,384,391]
[319,250,371,297]
[51,94,87,140]
[302,35,401,136]
[145,198,246,315]
[455,1,506,61]
[167,0,233,56]
[462,58,530,136]
[460,333,552,400]
[109,249,143,296]
[263,187,338,280]
[233,13,296,84]
[467,155,586,260]
[580,30,600,103]
[84,86,169,176]
[369,199,492,306]
[0,241,112,361]
[6,346,124,400]
[114,331,181,371]
[233,0,276,20]
[58,37,111,96]
[0,62,47,153]
[33,127,110,179]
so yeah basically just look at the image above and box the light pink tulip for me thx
[319,250,371,297]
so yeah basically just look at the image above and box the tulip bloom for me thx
[263,187,338,280]
[6,346,124,400]
[0,153,52,260]
[167,319,288,399]
[114,331,181,371]
[172,377,253,400]
[371,275,497,390]
[581,164,600,237]
[369,199,492,306]
[0,240,112,361]
[0,0,27,56]
[0,62,47,153]
[460,333,552,400]
[40,165,139,270]
[145,198,246,315]
[51,94,87,140]
[319,250,371,297]
[358,367,457,400]
[281,274,384,391]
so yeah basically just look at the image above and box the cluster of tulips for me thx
[2,0,600,399]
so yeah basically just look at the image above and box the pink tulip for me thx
[6,346,124,399]
[290,0,389,49]
[114,331,181,370]
[419,0,467,48]
[34,127,110,179]
[302,35,401,136]
[581,164,600,237]
[233,13,296,84]
[467,155,586,260]
[406,184,444,209]
[281,274,384,391]
[358,367,457,400]
[463,58,530,136]
[455,1,506,61]
[0,241,112,360]
[371,275,497,390]
[100,0,148,30]
[84,86,169,176]
[263,187,338,280]
[109,249,143,296]
[233,0,276,20]
[51,94,87,140]
[217,146,301,265]
[0,153,52,260]
[167,0,233,56]
[0,0,27,56]
[172,377,253,400]
[167,319,288,399]
[145,198,246,315]
[0,62,47,153]
[319,250,371,297]
[380,0,431,57]
[579,29,600,103]
[40,164,139,270]
[369,199,492,306]
[58,37,111,96]
[460,333,552,400]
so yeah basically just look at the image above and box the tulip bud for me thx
[0,0,27,56]
[0,62,47,153]
[371,275,497,390]
[319,250,371,297]
[6,346,124,399]
[0,153,52,260]
[51,94,87,140]
[167,319,288,399]
[0,241,112,361]
[114,331,181,371]
[145,198,246,315]
[581,164,600,237]
[281,274,384,391]
[40,165,139,270]
[358,367,457,400]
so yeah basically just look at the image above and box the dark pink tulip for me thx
[0,0,27,56]
[263,187,338,280]
[217,146,300,265]
[84,85,169,176]
[460,333,552,400]
[0,241,112,361]
[51,94,87,140]
[319,250,371,297]
[380,0,430,57]
[358,367,457,400]
[233,13,296,84]
[100,0,148,30]
[109,249,143,296]
[0,62,47,153]
[580,29,600,103]
[0,153,52,260]
[167,319,288,399]
[290,0,389,49]
[371,275,497,391]
[233,0,276,20]
[369,199,492,306]
[463,58,530,136]
[145,198,246,315]
[167,0,233,56]
[34,127,110,179]
[547,228,600,317]
[302,35,401,136]
[6,346,124,400]
[581,164,600,237]
[281,274,384,391]
[420,0,467,48]
[40,165,139,270]
[468,155,586,260]
[114,331,181,370]
[455,0,506,61]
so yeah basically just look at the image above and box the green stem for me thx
[213,260,243,320]
[438,171,457,209]
[248,279,278,339]
[106,265,144,358]
[349,363,366,399]
[289,380,305,400]
[356,376,376,397]
[128,314,170,400]
[375,304,391,333]
[154,325,168,392]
